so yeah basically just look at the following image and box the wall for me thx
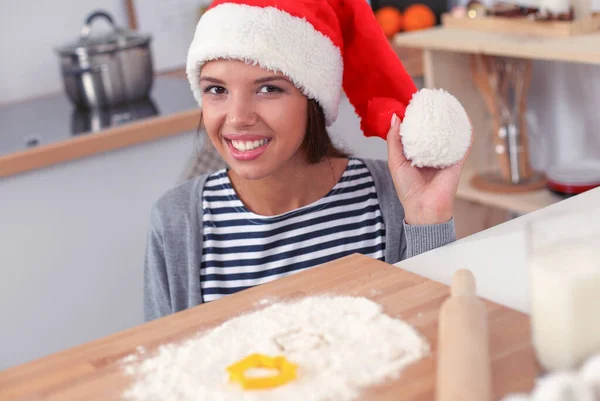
[329,94,389,160]
[528,60,600,167]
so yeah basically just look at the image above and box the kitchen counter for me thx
[0,73,200,178]
[396,186,600,314]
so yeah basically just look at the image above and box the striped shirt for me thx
[199,158,386,302]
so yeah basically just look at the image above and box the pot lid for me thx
[56,10,151,56]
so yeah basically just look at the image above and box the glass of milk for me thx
[527,207,600,372]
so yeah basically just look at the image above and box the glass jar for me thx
[527,207,600,372]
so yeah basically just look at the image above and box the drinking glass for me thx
[526,206,600,372]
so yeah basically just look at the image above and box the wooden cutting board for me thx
[0,254,539,401]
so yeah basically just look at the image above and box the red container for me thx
[547,160,600,196]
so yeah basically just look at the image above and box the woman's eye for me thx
[203,85,227,95]
[259,85,283,94]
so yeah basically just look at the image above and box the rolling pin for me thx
[436,269,493,401]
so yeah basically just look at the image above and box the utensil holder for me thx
[470,54,546,193]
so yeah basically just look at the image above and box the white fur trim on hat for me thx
[186,3,343,126]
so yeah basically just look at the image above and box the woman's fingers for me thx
[386,113,408,170]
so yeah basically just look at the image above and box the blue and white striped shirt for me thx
[199,158,386,302]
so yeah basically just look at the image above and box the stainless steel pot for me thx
[56,10,154,109]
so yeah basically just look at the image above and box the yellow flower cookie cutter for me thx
[226,353,298,390]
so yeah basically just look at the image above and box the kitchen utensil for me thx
[470,54,546,193]
[471,54,509,178]
[436,269,493,401]
[55,10,154,109]
[0,254,539,401]
[546,159,600,196]
[226,354,297,390]
[488,56,531,183]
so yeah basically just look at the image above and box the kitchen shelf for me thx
[393,27,600,65]
[392,46,424,78]
[440,13,600,38]
[456,166,563,214]
[390,28,585,215]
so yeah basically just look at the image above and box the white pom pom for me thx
[400,88,471,168]
[580,353,600,398]
[532,371,595,401]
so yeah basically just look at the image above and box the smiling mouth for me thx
[227,138,271,152]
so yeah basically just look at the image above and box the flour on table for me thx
[120,295,430,401]
[253,296,278,308]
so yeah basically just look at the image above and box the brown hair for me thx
[302,99,348,164]
[196,99,348,163]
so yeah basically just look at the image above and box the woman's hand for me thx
[387,114,471,226]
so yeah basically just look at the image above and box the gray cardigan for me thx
[144,159,455,322]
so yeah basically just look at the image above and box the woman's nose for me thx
[226,93,258,128]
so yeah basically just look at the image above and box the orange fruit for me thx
[403,4,436,31]
[374,6,404,38]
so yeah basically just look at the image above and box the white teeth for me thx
[231,139,268,151]
[232,140,246,151]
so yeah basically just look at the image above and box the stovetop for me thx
[0,76,198,157]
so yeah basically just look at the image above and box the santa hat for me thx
[186,0,471,168]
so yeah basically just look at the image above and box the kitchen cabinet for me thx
[0,130,197,371]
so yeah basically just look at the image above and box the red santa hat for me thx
[186,0,471,168]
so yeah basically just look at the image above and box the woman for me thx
[144,0,470,321]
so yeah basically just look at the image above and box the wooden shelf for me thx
[393,27,600,65]
[392,46,424,78]
[389,31,576,215]
[456,167,563,214]
[441,13,600,38]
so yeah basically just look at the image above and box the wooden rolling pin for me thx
[436,269,493,401]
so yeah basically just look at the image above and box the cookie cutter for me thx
[226,353,297,390]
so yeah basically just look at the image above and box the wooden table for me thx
[0,254,539,401]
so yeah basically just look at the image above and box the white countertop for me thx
[396,187,600,314]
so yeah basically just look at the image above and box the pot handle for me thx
[80,11,117,40]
